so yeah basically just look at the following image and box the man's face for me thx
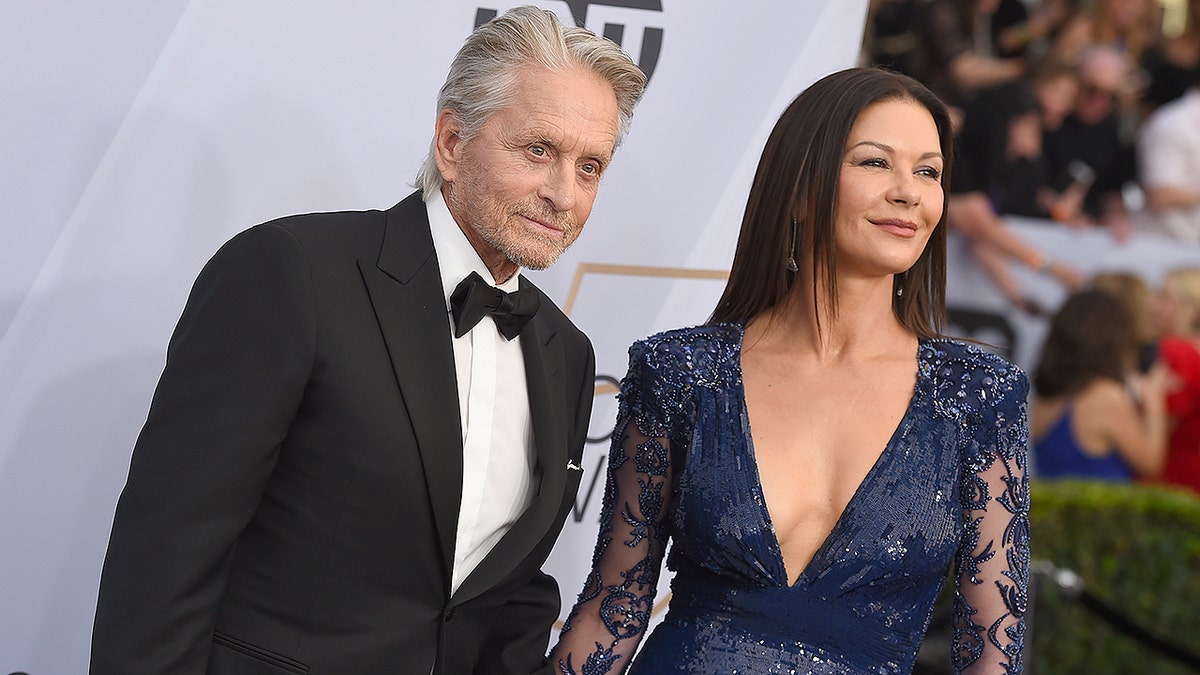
[1074,55,1124,125]
[1075,76,1119,125]
[436,66,619,280]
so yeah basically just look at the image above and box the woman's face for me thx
[1154,282,1190,336]
[1007,112,1042,160]
[1036,73,1079,131]
[832,99,944,279]
[1105,0,1147,31]
[977,0,1002,15]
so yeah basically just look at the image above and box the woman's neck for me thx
[748,274,912,362]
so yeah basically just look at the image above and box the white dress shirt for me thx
[425,190,537,595]
[1138,88,1200,243]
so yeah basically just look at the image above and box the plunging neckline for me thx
[734,323,926,588]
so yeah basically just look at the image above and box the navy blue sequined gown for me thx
[551,323,1029,674]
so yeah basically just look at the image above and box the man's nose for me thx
[538,162,577,212]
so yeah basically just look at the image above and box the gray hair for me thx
[415,5,647,197]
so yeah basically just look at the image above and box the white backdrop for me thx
[5,2,1200,673]
[0,2,870,671]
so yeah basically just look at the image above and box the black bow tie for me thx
[450,271,541,340]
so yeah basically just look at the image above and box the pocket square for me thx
[566,460,584,472]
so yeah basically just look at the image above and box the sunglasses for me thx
[1080,82,1118,99]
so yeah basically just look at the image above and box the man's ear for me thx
[434,109,464,184]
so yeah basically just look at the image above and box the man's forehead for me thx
[499,101,617,156]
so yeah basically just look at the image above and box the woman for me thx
[991,0,1077,59]
[1053,0,1158,68]
[550,68,1029,674]
[1092,271,1159,372]
[1054,0,1158,130]
[907,0,1026,119]
[945,72,1084,315]
[953,80,1047,219]
[1154,267,1200,494]
[1031,289,1167,481]
[1140,0,1200,114]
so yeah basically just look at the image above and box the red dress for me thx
[1158,335,1200,493]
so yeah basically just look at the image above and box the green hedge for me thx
[1030,479,1200,674]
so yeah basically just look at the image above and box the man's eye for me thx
[581,162,597,175]
[529,145,547,156]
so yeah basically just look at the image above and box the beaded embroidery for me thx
[553,323,1030,674]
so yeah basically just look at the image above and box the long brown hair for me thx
[1034,288,1136,397]
[709,67,953,339]
[1091,0,1156,65]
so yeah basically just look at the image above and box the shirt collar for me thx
[425,189,522,314]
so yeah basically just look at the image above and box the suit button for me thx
[444,607,456,623]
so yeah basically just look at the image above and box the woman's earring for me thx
[786,219,799,273]
[895,273,905,297]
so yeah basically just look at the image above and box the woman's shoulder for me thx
[1073,376,1135,422]
[627,322,743,386]
[922,337,1021,372]
[924,340,1030,466]
[632,322,740,355]
[921,337,1030,410]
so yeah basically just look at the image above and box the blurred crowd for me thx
[1025,272,1200,490]
[862,0,1200,314]
[862,0,1200,494]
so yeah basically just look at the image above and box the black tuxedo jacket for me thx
[91,192,595,674]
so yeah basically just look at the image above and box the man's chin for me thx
[510,253,559,271]
[506,245,568,271]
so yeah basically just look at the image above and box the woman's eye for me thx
[860,158,888,169]
[918,167,942,179]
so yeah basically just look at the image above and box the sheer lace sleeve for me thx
[549,341,682,675]
[952,367,1031,674]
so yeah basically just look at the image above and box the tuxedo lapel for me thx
[452,291,570,605]
[521,291,570,529]
[361,196,574,606]
[359,193,462,586]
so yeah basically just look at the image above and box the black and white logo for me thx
[475,1,664,82]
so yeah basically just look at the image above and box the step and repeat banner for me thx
[6,1,1200,672]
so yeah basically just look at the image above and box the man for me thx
[945,77,1084,315]
[1138,64,1200,244]
[1041,45,1137,233]
[90,6,646,674]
